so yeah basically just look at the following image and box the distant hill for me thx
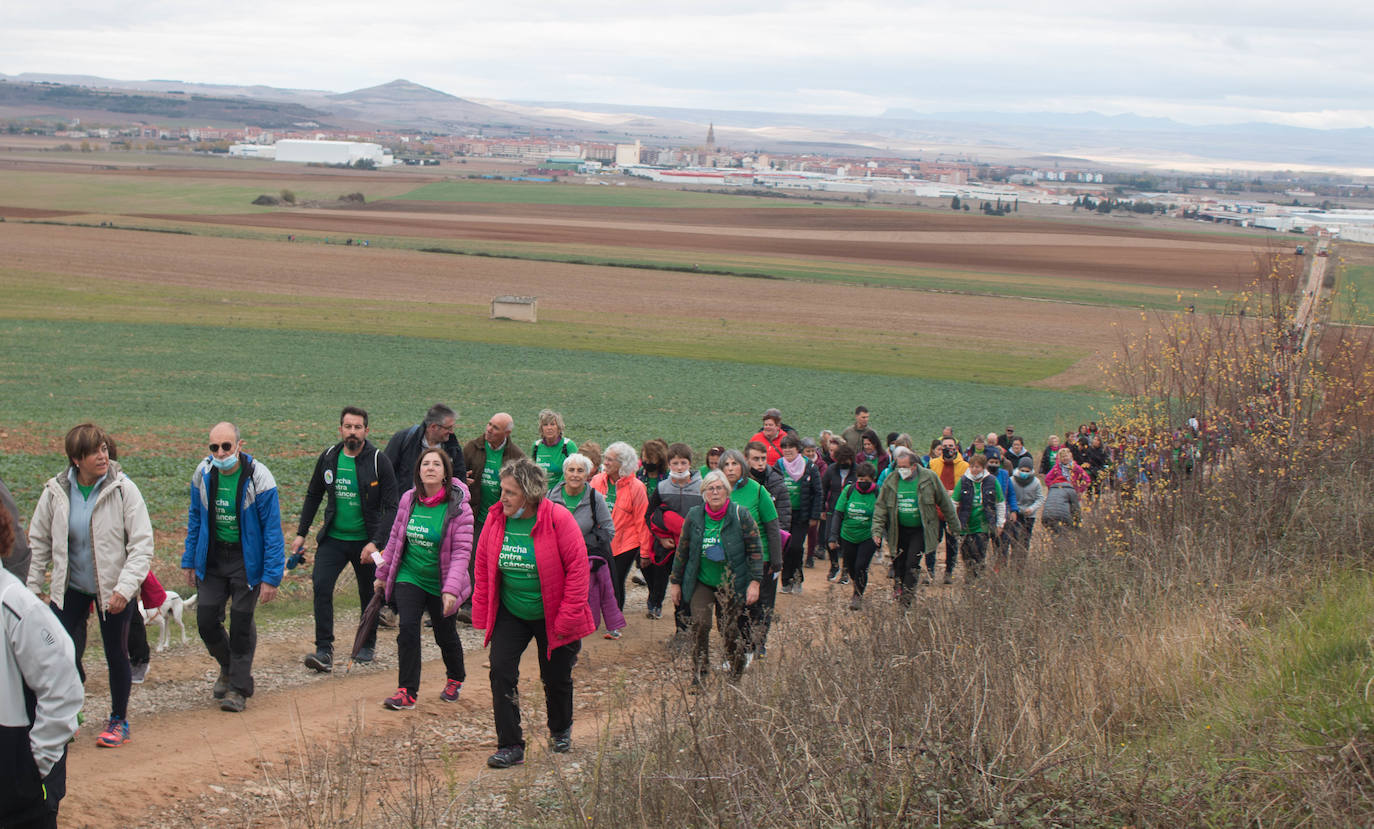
[323,79,552,131]
[0,79,338,128]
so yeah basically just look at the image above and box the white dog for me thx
[139,591,198,652]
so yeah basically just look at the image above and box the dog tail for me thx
[184,594,198,610]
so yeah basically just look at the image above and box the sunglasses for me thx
[209,441,236,453]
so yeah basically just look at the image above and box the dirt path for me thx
[57,575,880,827]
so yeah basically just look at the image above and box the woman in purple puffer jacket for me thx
[373,447,473,711]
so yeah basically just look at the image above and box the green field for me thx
[0,169,416,215]
[1332,263,1374,324]
[391,178,807,208]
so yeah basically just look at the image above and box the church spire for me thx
[705,122,715,149]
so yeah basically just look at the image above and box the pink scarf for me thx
[781,454,806,480]
[704,501,728,520]
[417,486,446,507]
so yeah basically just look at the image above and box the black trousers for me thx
[488,604,579,749]
[643,554,672,613]
[611,549,637,610]
[961,532,989,576]
[744,564,778,652]
[196,547,260,697]
[311,535,376,653]
[0,748,65,829]
[926,521,961,575]
[51,588,133,720]
[840,538,878,596]
[127,611,149,667]
[781,513,809,587]
[891,523,924,601]
[393,581,464,696]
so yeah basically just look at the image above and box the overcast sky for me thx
[6,1,1373,128]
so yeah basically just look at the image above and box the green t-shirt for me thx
[835,485,877,544]
[896,476,923,528]
[556,487,583,512]
[782,469,801,511]
[953,475,1004,535]
[730,478,778,562]
[329,452,369,541]
[397,501,445,596]
[605,480,617,508]
[697,514,726,589]
[498,516,543,620]
[213,468,241,544]
[479,444,504,518]
[532,438,574,491]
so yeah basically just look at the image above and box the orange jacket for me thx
[590,472,650,556]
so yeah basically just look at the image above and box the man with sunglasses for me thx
[182,422,285,713]
[293,406,399,674]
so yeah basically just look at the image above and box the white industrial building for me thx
[228,143,276,159]
[271,140,395,167]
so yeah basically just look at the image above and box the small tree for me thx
[950,195,961,210]
[279,189,297,204]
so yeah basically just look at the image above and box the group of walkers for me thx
[2,403,1117,824]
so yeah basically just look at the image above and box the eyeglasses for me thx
[209,441,236,453]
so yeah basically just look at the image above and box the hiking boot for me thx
[550,728,572,753]
[487,745,525,768]
[439,679,462,702]
[631,574,647,586]
[220,690,247,713]
[604,629,622,640]
[456,602,472,624]
[304,649,333,673]
[848,595,862,611]
[96,716,130,748]
[354,646,375,664]
[383,688,416,710]
[212,668,231,700]
[130,663,150,685]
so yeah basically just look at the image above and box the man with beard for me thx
[292,407,399,672]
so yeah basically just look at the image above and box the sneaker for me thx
[212,668,231,700]
[130,663,150,684]
[839,575,850,586]
[220,690,247,713]
[604,629,622,640]
[827,568,841,583]
[383,688,416,710]
[487,745,525,768]
[439,679,462,702]
[848,595,862,611]
[96,717,130,748]
[304,650,333,673]
[551,729,572,753]
[377,606,398,628]
[354,646,375,664]
[647,606,662,620]
[804,556,815,569]
[631,574,647,586]
[942,573,954,585]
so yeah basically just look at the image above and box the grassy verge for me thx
[1332,264,1374,325]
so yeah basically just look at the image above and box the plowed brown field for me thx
[151,203,1263,288]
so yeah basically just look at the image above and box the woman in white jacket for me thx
[27,424,153,750]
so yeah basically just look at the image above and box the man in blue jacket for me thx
[182,422,285,713]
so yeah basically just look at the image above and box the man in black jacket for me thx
[383,404,467,491]
[292,407,399,672]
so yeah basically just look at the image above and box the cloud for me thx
[3,0,1373,127]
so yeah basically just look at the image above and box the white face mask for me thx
[897,467,914,480]
[669,469,690,481]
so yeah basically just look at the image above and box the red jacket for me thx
[589,472,650,556]
[472,497,595,657]
[749,431,784,465]
[139,571,167,611]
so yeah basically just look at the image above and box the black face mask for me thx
[839,463,852,470]
[942,448,957,459]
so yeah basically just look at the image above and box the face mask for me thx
[942,448,956,459]
[1016,471,1033,480]
[839,463,852,470]
[211,454,238,472]
[897,467,914,480]
[512,505,527,519]
[855,480,876,494]
[670,469,690,481]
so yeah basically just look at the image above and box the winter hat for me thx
[1018,457,1034,470]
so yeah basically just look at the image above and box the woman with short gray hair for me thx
[592,443,650,611]
[549,454,622,638]
[531,410,577,491]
